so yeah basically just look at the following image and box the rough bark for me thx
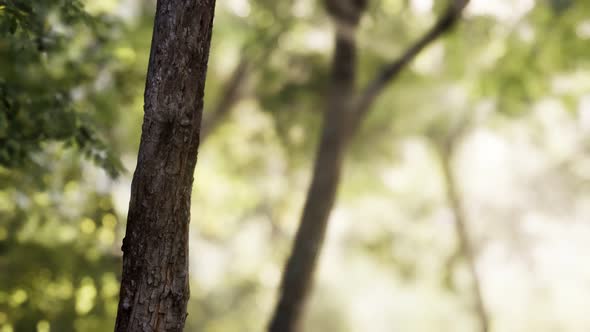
[115,1,216,331]
[269,1,470,331]
[438,146,490,332]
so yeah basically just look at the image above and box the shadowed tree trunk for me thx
[269,1,471,331]
[114,1,216,331]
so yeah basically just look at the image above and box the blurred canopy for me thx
[1,0,590,331]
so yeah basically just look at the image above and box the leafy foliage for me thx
[0,0,122,176]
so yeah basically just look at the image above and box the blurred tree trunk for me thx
[269,1,470,331]
[114,1,216,331]
[438,145,490,332]
[268,30,360,331]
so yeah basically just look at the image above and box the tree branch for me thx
[352,0,470,124]
[437,142,490,332]
[200,19,292,141]
[200,58,249,141]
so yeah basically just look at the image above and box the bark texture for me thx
[269,1,470,331]
[115,1,216,331]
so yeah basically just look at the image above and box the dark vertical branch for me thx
[115,1,216,331]
[267,117,348,332]
[267,2,366,331]
[437,143,490,332]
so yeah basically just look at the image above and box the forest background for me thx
[1,0,590,331]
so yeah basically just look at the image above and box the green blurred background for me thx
[1,0,590,331]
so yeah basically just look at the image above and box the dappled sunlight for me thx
[2,0,590,331]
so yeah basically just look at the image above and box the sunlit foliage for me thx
[2,0,590,331]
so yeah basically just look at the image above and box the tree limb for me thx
[200,58,249,141]
[437,142,490,332]
[352,0,470,125]
[200,20,292,141]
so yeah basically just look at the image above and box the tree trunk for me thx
[268,1,470,330]
[268,31,358,332]
[115,1,216,331]
[267,110,349,332]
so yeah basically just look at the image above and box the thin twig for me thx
[437,142,490,332]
